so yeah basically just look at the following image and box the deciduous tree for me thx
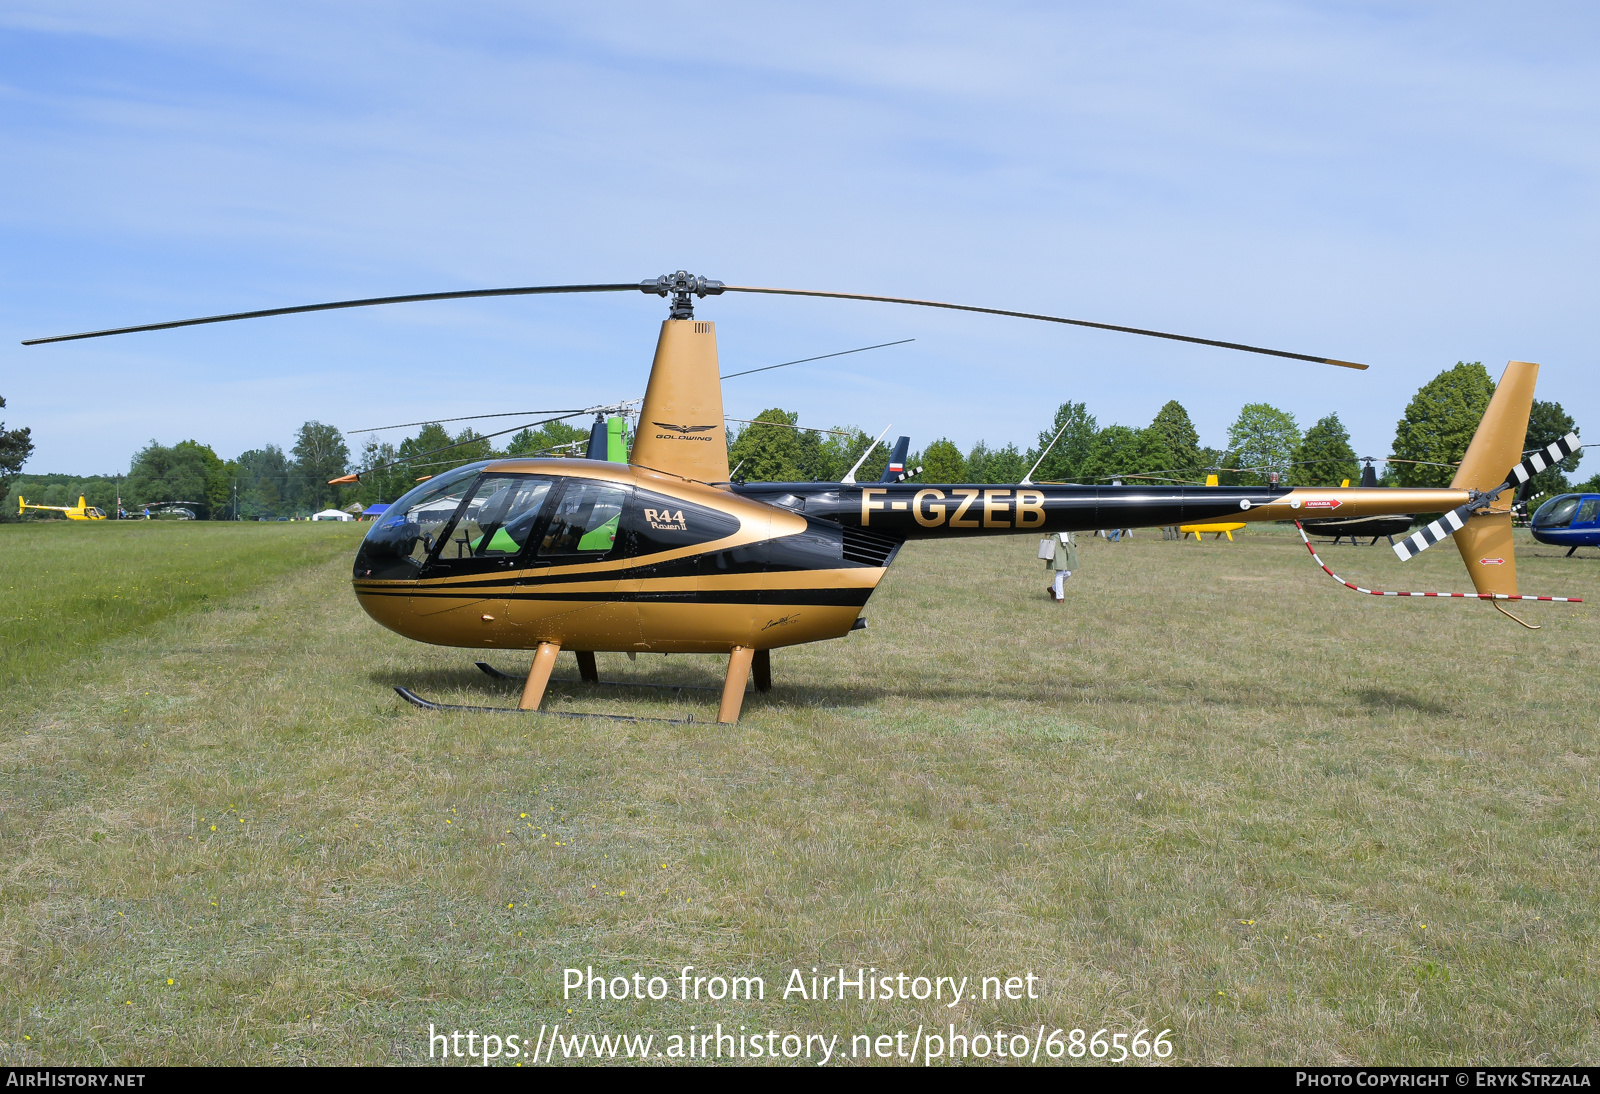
[727,409,806,481]
[919,438,966,482]
[126,439,225,517]
[290,421,350,512]
[1290,413,1359,487]
[1390,362,1494,488]
[1148,400,1201,475]
[1521,399,1581,498]
[966,441,1027,484]
[1029,401,1098,482]
[1226,403,1301,486]
[505,420,588,457]
[1077,426,1178,484]
[0,396,34,520]
[236,445,291,518]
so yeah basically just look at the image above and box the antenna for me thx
[842,425,892,485]
[1022,417,1074,486]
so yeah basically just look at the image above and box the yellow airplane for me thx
[1179,475,1246,540]
[18,495,106,520]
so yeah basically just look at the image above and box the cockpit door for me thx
[504,478,641,649]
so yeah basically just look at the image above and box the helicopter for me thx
[1298,461,1414,546]
[17,494,105,520]
[25,271,1581,722]
[1530,493,1600,556]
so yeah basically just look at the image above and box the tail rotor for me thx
[1393,432,1581,561]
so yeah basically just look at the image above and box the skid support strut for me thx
[520,641,562,710]
[719,646,755,723]
[752,649,771,693]
[575,651,599,683]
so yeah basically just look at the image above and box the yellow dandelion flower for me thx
[507,903,514,909]
[520,813,528,819]
[209,825,216,831]
[445,819,452,824]
[167,979,173,985]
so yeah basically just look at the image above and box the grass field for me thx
[0,522,361,706]
[0,520,1596,1066]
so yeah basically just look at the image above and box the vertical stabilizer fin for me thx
[630,320,729,482]
[880,436,912,482]
[1450,360,1538,597]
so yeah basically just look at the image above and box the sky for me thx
[2,2,1596,476]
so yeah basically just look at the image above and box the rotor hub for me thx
[640,271,725,319]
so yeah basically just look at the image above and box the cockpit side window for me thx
[538,481,630,558]
[435,475,552,560]
[361,463,485,568]
[1533,496,1581,529]
[1576,499,1599,525]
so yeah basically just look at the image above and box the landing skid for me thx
[474,661,727,693]
[393,686,697,723]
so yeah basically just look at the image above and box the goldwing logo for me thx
[652,422,717,442]
[644,508,687,532]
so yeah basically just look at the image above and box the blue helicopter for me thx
[1531,493,1600,556]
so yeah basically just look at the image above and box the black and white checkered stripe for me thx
[1393,506,1469,560]
[1392,432,1581,562]
[1507,431,1582,486]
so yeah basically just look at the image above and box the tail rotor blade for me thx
[1393,504,1472,561]
[1506,431,1582,489]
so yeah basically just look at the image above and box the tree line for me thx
[4,417,589,520]
[2,362,1589,520]
[725,362,1588,504]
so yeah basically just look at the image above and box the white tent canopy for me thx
[312,508,353,521]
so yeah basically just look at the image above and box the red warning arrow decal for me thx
[1303,498,1342,510]
[1479,557,1505,565]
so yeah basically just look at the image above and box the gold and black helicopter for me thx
[25,271,1579,722]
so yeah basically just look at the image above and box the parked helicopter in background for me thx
[1530,493,1600,556]
[1299,461,1414,546]
[17,495,105,520]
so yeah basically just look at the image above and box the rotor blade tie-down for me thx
[1295,522,1580,604]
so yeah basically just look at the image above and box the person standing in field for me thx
[1042,531,1078,603]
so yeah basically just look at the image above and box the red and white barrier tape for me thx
[1293,522,1582,603]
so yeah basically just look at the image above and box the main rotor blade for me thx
[21,283,641,345]
[349,409,584,434]
[720,285,1367,370]
[720,338,914,380]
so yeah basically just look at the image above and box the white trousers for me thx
[1052,570,1070,599]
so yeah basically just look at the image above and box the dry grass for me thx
[0,522,1595,1065]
